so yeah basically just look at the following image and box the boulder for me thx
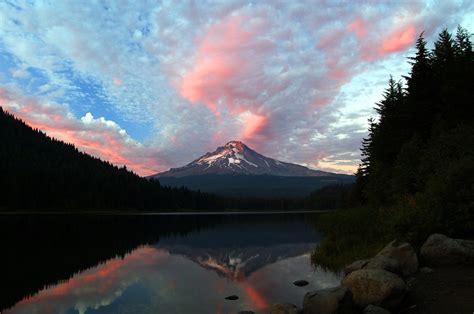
[365,256,401,274]
[420,234,474,266]
[345,256,400,276]
[377,240,418,276]
[363,304,391,313]
[342,269,407,309]
[303,286,354,314]
[344,259,370,275]
[270,303,300,314]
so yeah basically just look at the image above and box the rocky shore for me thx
[265,233,474,314]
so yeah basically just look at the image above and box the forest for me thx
[313,26,474,269]
[0,108,223,211]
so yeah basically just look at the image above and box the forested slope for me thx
[0,108,220,211]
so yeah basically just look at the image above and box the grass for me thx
[311,206,400,272]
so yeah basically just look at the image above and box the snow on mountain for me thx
[152,141,334,178]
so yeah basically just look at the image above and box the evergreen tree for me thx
[353,26,473,238]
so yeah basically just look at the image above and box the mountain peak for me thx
[224,140,246,151]
[153,141,334,178]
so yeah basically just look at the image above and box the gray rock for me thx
[344,259,370,276]
[366,256,401,274]
[303,286,354,314]
[420,267,434,274]
[377,240,419,276]
[293,280,309,287]
[345,256,400,277]
[225,295,239,300]
[363,304,391,313]
[420,233,474,266]
[342,269,407,309]
[270,303,300,314]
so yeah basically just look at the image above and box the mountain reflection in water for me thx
[1,214,341,314]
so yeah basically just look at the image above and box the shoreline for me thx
[0,209,329,215]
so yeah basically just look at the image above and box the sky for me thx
[0,0,473,176]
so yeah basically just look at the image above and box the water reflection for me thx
[1,214,341,314]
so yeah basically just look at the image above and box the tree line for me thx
[312,26,473,270]
[355,26,473,239]
[0,108,223,211]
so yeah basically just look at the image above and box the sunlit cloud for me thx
[0,88,165,176]
[381,25,417,54]
[0,0,471,174]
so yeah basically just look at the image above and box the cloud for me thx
[348,18,368,39]
[381,26,417,54]
[0,1,472,174]
[0,88,165,176]
[179,14,273,114]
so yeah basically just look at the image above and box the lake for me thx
[0,213,341,314]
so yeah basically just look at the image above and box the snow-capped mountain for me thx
[152,141,333,178]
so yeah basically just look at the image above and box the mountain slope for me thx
[154,141,335,178]
[152,141,354,198]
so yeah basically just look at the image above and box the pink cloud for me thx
[239,111,269,148]
[180,15,255,114]
[347,18,367,39]
[380,25,417,53]
[179,15,276,146]
[0,88,164,176]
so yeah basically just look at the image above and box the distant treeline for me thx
[221,183,354,211]
[313,26,474,269]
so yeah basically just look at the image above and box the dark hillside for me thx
[0,108,220,211]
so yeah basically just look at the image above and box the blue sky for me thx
[0,0,472,175]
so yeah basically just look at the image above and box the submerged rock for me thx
[303,286,354,314]
[363,304,391,313]
[225,295,239,300]
[293,280,309,287]
[342,269,407,309]
[377,240,418,276]
[420,234,474,266]
[270,303,300,314]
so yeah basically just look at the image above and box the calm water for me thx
[0,213,341,314]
